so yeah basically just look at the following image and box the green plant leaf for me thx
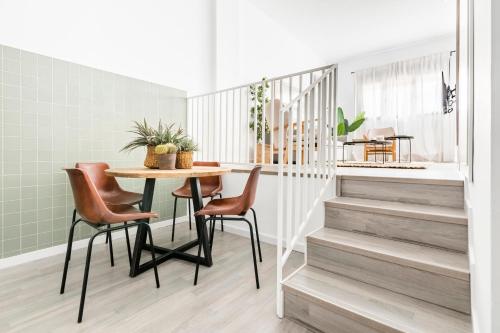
[354,111,365,122]
[337,106,345,124]
[121,119,185,152]
[337,123,345,136]
[348,118,365,133]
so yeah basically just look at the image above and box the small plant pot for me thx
[337,135,348,143]
[158,153,177,170]
[176,151,193,169]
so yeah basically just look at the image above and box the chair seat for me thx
[172,184,222,199]
[101,191,143,206]
[106,204,158,223]
[195,197,244,216]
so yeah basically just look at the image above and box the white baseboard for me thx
[0,217,188,270]
[218,223,305,253]
[0,216,301,271]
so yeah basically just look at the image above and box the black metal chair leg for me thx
[69,209,77,261]
[107,225,114,267]
[250,208,262,262]
[219,193,224,232]
[60,219,80,294]
[243,218,260,289]
[209,216,216,252]
[124,222,132,266]
[78,232,99,323]
[171,197,178,242]
[188,198,192,230]
[145,225,160,288]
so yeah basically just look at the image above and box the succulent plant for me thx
[155,143,177,155]
[121,119,185,152]
[177,136,198,152]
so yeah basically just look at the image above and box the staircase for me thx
[282,175,472,333]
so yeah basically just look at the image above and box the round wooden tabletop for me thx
[105,166,232,179]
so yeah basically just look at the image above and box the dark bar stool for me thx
[74,162,143,266]
[194,166,262,289]
[61,168,160,323]
[171,161,223,241]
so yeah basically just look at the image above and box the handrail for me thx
[189,64,334,98]
[280,65,336,113]
[185,64,337,319]
[275,64,337,318]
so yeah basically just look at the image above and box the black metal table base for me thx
[132,241,211,275]
[129,177,212,278]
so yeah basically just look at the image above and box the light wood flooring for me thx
[0,222,307,333]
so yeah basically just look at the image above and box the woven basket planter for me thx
[144,145,159,169]
[176,151,193,169]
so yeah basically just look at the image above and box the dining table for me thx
[105,166,232,277]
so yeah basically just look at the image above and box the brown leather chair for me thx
[171,161,223,241]
[74,162,143,266]
[61,168,160,323]
[193,166,262,289]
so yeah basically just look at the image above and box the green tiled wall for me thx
[0,45,187,258]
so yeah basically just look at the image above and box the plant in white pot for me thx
[155,143,178,170]
[337,106,366,142]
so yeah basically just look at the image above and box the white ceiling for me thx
[249,0,456,61]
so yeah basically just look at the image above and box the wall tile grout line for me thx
[0,44,187,259]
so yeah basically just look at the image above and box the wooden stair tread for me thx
[325,197,467,225]
[338,175,464,187]
[283,266,471,333]
[308,228,469,281]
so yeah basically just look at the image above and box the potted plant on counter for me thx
[176,136,198,169]
[121,119,184,169]
[155,143,178,170]
[337,106,366,142]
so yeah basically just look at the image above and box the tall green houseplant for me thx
[337,107,366,139]
[249,77,270,142]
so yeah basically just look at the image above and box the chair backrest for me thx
[65,168,112,224]
[75,162,123,194]
[240,166,262,213]
[193,161,223,189]
[365,127,395,140]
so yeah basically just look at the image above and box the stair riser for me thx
[338,179,464,208]
[307,242,471,314]
[284,290,395,333]
[325,206,468,252]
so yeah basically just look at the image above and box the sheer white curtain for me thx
[354,52,456,162]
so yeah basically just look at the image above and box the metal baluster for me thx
[253,84,258,164]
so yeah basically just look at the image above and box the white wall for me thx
[466,0,495,332]
[0,0,216,95]
[220,172,332,251]
[336,35,456,121]
[215,0,326,89]
[491,0,500,331]
[215,0,455,91]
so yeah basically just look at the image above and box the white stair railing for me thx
[187,65,335,164]
[187,64,337,318]
[275,65,337,317]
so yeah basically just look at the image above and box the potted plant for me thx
[249,77,271,143]
[176,136,198,169]
[121,119,184,168]
[337,106,366,142]
[155,143,178,170]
